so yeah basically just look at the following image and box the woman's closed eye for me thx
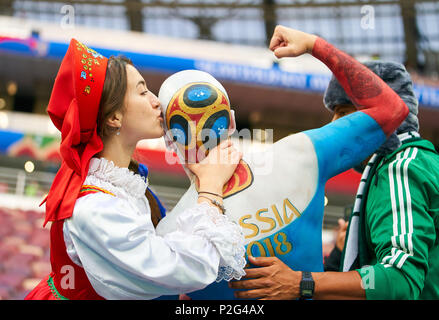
[141,90,149,96]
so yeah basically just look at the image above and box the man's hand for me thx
[229,256,301,300]
[269,25,318,58]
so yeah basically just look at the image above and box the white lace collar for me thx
[87,157,148,198]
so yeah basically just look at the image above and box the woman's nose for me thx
[150,93,161,108]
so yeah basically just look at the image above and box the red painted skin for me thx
[312,38,409,136]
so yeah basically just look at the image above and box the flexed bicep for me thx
[312,38,408,136]
[304,111,386,181]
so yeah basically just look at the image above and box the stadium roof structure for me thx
[1,15,438,109]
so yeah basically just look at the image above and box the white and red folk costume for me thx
[156,37,409,299]
[25,39,245,300]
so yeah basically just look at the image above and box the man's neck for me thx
[362,155,373,167]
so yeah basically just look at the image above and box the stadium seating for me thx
[0,204,336,300]
[0,207,50,300]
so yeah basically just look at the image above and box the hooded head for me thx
[323,60,419,156]
[44,38,108,225]
[159,70,236,164]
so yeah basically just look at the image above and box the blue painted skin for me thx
[158,111,386,300]
[191,111,385,300]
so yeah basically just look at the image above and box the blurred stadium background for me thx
[0,0,438,299]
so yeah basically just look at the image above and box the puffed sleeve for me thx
[63,193,245,300]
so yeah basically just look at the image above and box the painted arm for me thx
[305,36,409,179]
[271,26,408,180]
[312,37,408,136]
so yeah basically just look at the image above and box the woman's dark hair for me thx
[98,56,163,227]
[97,55,132,138]
[128,159,163,228]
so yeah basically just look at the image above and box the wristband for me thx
[198,190,223,198]
[198,195,226,214]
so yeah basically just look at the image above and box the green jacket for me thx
[355,138,439,299]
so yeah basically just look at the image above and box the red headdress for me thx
[42,38,108,226]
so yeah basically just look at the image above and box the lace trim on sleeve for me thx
[176,202,246,282]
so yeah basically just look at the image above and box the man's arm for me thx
[270,25,408,136]
[230,256,366,300]
[308,36,409,179]
[270,26,409,180]
[311,37,408,136]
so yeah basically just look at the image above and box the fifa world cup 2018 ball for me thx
[159,70,232,155]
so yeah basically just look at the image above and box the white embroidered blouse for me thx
[63,157,246,300]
